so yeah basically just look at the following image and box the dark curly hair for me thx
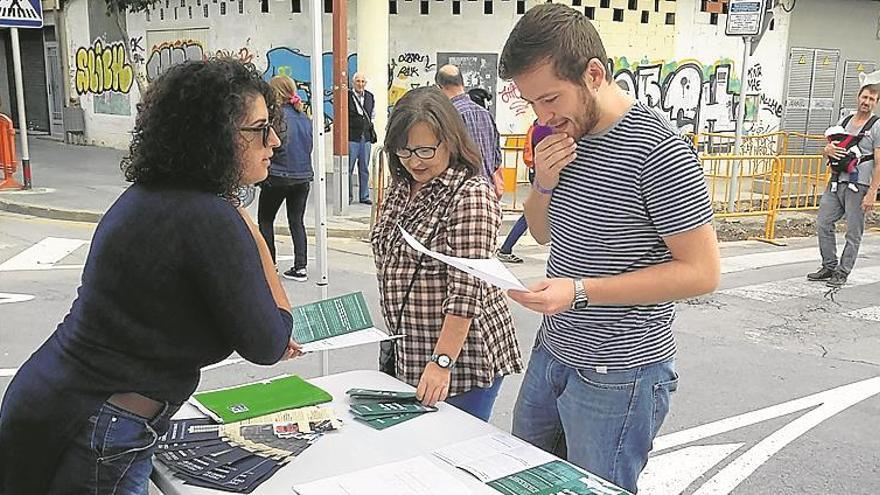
[121,58,276,204]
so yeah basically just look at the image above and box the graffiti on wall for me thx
[214,47,255,65]
[388,52,437,106]
[146,39,205,82]
[262,48,358,126]
[130,36,146,65]
[75,39,135,96]
[611,57,779,135]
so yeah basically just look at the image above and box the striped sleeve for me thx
[640,135,714,237]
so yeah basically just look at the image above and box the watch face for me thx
[573,300,589,310]
[437,355,452,368]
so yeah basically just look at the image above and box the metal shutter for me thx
[839,60,877,120]
[782,48,813,154]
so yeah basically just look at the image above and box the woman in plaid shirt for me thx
[371,88,523,421]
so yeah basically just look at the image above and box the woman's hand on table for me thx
[416,363,451,406]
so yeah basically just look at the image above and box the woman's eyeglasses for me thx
[394,141,442,160]
[240,123,275,147]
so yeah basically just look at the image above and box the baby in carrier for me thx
[824,125,863,193]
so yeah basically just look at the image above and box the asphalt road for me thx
[1,211,878,493]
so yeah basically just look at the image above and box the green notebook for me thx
[191,375,332,423]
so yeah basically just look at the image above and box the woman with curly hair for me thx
[258,75,314,282]
[371,87,523,421]
[0,58,301,494]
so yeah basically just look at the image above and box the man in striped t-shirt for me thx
[500,4,720,493]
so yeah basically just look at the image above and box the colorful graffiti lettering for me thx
[145,39,205,82]
[612,57,757,134]
[388,51,436,105]
[75,40,134,95]
[215,47,255,65]
[262,48,358,126]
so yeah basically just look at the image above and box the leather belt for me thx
[107,392,163,420]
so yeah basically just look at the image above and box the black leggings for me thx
[257,181,310,269]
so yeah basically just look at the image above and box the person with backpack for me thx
[808,75,880,288]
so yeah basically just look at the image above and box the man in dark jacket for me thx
[348,72,375,205]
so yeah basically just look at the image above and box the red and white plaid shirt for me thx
[371,165,523,394]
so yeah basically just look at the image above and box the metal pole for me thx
[728,35,752,212]
[309,0,330,375]
[332,0,349,216]
[10,28,32,189]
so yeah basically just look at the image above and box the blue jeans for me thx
[48,400,176,494]
[512,340,678,494]
[446,376,505,422]
[499,168,534,254]
[348,138,371,202]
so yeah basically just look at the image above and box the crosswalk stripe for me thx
[843,306,880,322]
[720,265,880,302]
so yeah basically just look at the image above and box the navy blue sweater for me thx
[0,185,293,493]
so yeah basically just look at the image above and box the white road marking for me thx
[642,376,880,494]
[843,305,880,322]
[0,292,35,304]
[720,265,880,302]
[0,237,88,271]
[0,368,17,378]
[640,444,742,495]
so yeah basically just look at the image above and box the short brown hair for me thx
[859,84,880,98]
[384,87,482,185]
[500,3,611,85]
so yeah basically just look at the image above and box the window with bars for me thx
[613,8,623,21]
[452,0,460,14]
[585,6,594,19]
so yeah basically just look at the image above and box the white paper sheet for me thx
[292,456,472,495]
[300,328,402,353]
[432,433,557,482]
[398,226,529,292]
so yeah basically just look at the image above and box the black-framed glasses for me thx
[395,141,442,160]
[240,123,274,147]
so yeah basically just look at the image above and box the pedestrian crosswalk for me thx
[719,265,880,303]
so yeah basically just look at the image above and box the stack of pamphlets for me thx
[155,407,342,493]
[346,388,437,430]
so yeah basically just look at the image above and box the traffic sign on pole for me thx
[0,0,44,28]
[725,0,765,37]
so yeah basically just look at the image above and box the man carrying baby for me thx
[808,80,880,288]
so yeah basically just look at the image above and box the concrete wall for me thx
[64,0,793,148]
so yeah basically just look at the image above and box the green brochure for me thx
[346,388,418,401]
[350,402,437,417]
[192,375,332,423]
[487,461,632,495]
[353,412,424,430]
[291,292,374,344]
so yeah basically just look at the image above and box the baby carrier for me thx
[828,114,878,173]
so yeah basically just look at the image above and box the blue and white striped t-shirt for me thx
[540,102,713,371]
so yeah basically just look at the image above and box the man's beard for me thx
[572,86,600,139]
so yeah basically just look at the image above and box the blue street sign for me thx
[0,0,44,29]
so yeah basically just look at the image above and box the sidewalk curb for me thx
[0,197,378,240]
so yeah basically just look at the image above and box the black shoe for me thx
[359,199,373,205]
[826,271,847,288]
[282,267,308,282]
[806,266,835,281]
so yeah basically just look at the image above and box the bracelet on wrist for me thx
[533,178,554,195]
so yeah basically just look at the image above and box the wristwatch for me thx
[430,354,455,369]
[571,279,589,310]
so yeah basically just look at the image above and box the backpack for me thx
[829,114,879,173]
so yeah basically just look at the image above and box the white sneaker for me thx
[847,182,859,192]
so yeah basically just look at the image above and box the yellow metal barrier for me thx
[688,131,786,156]
[700,155,780,242]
